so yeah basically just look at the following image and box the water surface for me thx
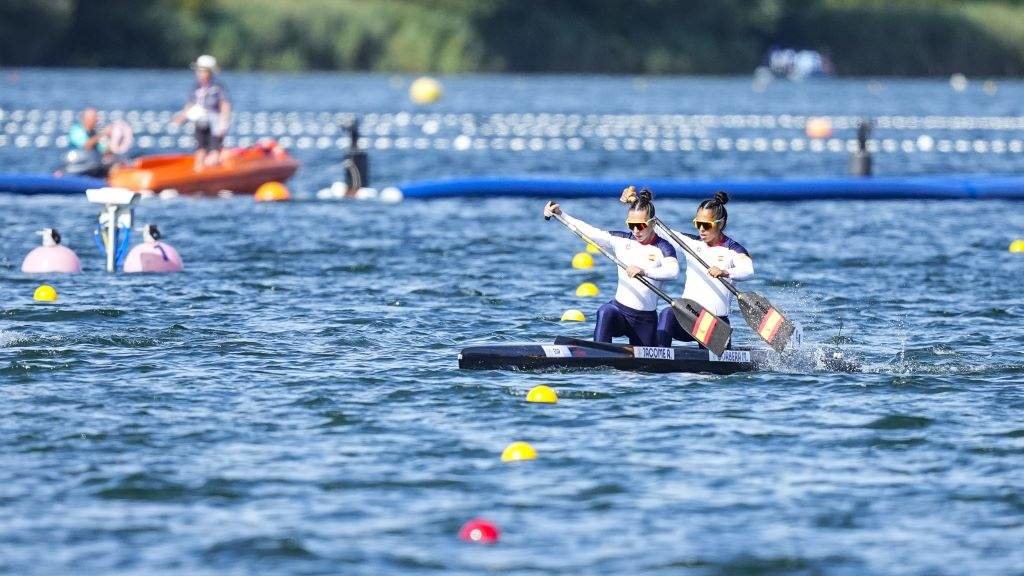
[2,72,1023,575]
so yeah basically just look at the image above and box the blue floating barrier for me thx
[395,176,1024,200]
[0,173,107,196]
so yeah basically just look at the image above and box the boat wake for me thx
[754,342,861,374]
[800,336,1024,377]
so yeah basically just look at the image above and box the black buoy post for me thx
[343,119,369,194]
[849,118,872,176]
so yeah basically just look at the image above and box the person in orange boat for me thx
[171,54,232,171]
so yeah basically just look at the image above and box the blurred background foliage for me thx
[2,0,1023,75]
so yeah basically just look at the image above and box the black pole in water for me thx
[849,118,872,176]
[344,118,369,191]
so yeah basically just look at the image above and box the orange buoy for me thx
[254,181,291,202]
[805,117,833,139]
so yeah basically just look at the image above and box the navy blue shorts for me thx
[594,300,658,346]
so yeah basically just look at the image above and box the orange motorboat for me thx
[108,141,299,195]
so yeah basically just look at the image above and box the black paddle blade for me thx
[670,298,732,357]
[738,292,796,352]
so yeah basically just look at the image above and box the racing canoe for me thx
[458,337,858,374]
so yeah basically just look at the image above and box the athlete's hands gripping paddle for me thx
[545,202,733,356]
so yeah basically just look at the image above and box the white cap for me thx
[191,54,219,72]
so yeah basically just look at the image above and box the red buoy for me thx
[458,518,500,544]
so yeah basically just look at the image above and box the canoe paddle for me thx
[547,210,733,356]
[652,218,796,352]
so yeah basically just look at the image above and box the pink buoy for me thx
[21,229,82,274]
[123,225,183,274]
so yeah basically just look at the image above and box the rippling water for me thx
[2,72,1024,575]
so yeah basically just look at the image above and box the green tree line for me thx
[2,0,1023,75]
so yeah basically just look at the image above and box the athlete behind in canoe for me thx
[543,188,679,346]
[171,54,232,171]
[621,188,754,348]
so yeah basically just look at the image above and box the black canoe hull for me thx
[458,337,858,375]
[460,338,766,375]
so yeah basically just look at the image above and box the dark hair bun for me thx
[713,190,729,205]
[638,187,653,202]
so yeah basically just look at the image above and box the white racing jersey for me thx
[562,213,679,311]
[668,230,754,316]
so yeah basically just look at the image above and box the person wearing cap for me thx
[171,54,232,170]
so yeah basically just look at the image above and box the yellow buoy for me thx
[1009,239,1024,253]
[526,385,558,404]
[575,282,600,297]
[254,181,290,202]
[571,252,594,269]
[561,309,585,322]
[805,117,833,139]
[501,441,537,462]
[409,76,443,105]
[33,284,58,302]
[585,242,600,254]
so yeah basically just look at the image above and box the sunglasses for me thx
[693,218,723,231]
[626,218,653,231]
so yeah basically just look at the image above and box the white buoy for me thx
[950,73,968,92]
[380,187,404,203]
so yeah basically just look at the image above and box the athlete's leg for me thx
[656,307,693,347]
[631,311,658,346]
[594,301,628,343]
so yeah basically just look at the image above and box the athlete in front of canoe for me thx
[620,188,754,348]
[543,188,679,346]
